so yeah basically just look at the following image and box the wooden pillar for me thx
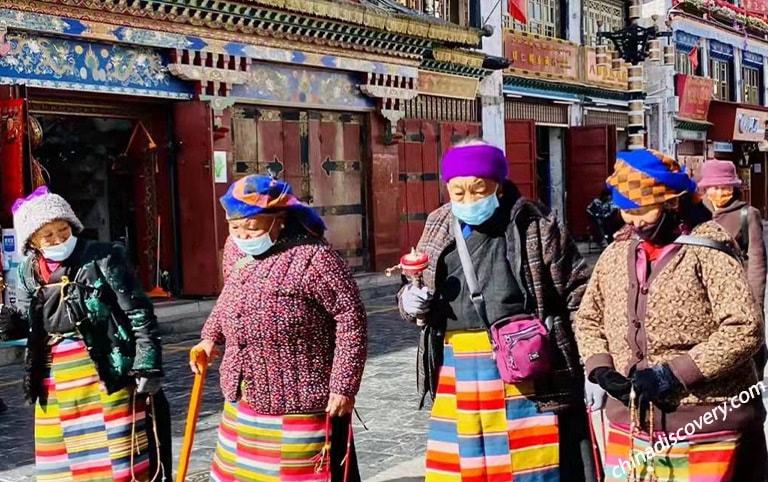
[368,113,400,271]
[0,96,25,228]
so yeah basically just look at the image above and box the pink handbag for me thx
[488,314,552,383]
[453,219,552,383]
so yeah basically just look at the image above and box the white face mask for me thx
[40,235,78,262]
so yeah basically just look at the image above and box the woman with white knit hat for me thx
[0,186,169,481]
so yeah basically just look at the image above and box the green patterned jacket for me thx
[11,239,163,404]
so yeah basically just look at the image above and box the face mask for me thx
[233,233,275,256]
[450,193,499,226]
[41,235,78,262]
[709,192,733,209]
[633,211,679,245]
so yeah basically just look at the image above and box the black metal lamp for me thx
[595,0,674,150]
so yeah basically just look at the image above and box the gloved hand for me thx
[584,378,607,411]
[631,364,683,406]
[590,367,632,406]
[401,285,432,317]
[136,377,163,395]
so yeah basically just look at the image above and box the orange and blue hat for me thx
[606,148,698,209]
[220,175,325,236]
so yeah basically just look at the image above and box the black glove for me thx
[589,367,632,406]
[631,364,683,407]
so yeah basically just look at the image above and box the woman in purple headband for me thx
[396,138,597,481]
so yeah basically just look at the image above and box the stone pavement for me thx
[0,295,432,482]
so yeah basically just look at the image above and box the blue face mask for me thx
[450,193,499,226]
[233,233,275,256]
[41,235,78,262]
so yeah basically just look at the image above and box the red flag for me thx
[688,42,699,71]
[509,0,527,24]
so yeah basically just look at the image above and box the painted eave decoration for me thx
[0,31,193,98]
[503,75,630,101]
[421,47,492,79]
[244,0,482,46]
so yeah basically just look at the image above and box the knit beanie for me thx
[11,186,84,253]
[441,144,508,183]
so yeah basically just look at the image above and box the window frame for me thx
[709,58,733,101]
[512,0,562,38]
[742,65,763,106]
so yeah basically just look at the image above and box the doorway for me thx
[536,126,551,207]
[31,115,158,283]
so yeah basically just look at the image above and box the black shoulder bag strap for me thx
[674,235,741,262]
[452,218,493,335]
[740,205,750,258]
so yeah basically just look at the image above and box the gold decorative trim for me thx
[8,0,424,69]
[431,47,486,69]
[169,64,251,84]
[248,0,481,45]
[417,70,479,100]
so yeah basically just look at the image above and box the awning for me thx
[503,85,580,102]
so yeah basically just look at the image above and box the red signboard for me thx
[676,74,715,121]
[743,0,768,16]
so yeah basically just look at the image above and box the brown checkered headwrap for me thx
[606,149,697,209]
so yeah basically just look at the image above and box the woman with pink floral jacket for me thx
[190,175,368,482]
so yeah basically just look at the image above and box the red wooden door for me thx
[398,120,480,254]
[565,125,617,239]
[230,107,367,271]
[504,120,537,199]
[173,101,220,296]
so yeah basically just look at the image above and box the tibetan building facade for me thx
[0,0,498,297]
[653,0,768,217]
[499,0,632,239]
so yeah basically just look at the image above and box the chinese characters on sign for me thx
[503,30,579,81]
[676,74,715,121]
[585,47,628,89]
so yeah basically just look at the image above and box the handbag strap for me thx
[452,218,493,333]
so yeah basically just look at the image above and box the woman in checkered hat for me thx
[573,148,765,481]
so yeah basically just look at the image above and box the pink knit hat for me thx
[698,160,742,189]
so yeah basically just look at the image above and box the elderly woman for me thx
[397,138,597,481]
[574,149,765,482]
[0,186,167,481]
[190,175,367,482]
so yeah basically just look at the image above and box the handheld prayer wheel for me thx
[385,248,430,326]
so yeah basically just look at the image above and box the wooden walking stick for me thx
[176,348,209,482]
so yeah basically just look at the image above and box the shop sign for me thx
[733,108,768,142]
[713,141,733,152]
[504,30,579,81]
[743,0,768,16]
[584,47,628,89]
[676,74,715,121]
[676,129,706,141]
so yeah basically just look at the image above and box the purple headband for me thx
[12,186,50,215]
[441,144,508,183]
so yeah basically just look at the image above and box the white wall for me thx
[479,0,506,150]
[549,127,566,218]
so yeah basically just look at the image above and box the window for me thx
[742,66,762,105]
[510,0,561,38]
[583,0,625,47]
[675,49,700,75]
[710,58,732,101]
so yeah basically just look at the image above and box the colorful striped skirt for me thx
[603,422,739,482]
[425,329,560,482]
[35,338,150,482]
[210,400,333,482]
